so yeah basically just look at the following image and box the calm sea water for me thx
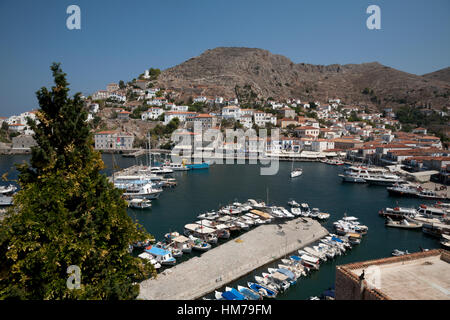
[0,154,441,300]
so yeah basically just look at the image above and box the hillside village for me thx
[1,66,449,184]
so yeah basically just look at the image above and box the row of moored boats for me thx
[135,199,331,271]
[212,216,366,300]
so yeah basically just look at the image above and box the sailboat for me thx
[290,158,302,178]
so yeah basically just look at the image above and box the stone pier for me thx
[138,217,329,300]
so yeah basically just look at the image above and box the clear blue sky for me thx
[0,0,449,116]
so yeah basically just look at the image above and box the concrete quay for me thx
[137,217,329,300]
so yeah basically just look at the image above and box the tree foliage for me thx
[0,63,155,299]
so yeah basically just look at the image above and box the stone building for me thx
[335,249,450,300]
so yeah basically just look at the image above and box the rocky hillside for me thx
[157,47,450,109]
[422,67,450,83]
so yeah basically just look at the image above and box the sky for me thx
[0,0,449,116]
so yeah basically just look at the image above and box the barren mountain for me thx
[157,47,450,109]
[422,67,450,84]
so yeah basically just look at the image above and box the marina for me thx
[0,154,446,300]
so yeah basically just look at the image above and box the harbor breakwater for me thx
[138,217,328,300]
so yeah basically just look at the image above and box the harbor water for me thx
[0,154,442,300]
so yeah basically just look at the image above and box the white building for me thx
[141,107,164,120]
[222,106,241,120]
[163,111,198,125]
[253,111,276,127]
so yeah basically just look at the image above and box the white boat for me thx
[145,246,176,266]
[339,166,387,184]
[290,159,302,178]
[150,166,174,174]
[114,179,163,200]
[291,168,303,178]
[237,285,262,300]
[254,275,281,293]
[392,249,409,256]
[291,207,302,216]
[170,235,193,253]
[214,291,225,300]
[385,217,422,229]
[127,198,152,209]
[168,162,190,171]
[247,199,266,209]
[137,252,161,269]
[0,184,17,196]
[288,200,300,207]
[364,173,404,186]
[262,272,290,291]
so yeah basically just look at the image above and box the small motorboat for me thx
[225,287,247,300]
[190,237,212,252]
[290,168,303,178]
[127,198,152,209]
[237,285,262,300]
[247,282,277,298]
[392,249,409,256]
[385,217,422,229]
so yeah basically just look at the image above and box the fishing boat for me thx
[189,235,212,252]
[144,246,176,266]
[137,252,161,269]
[170,235,193,253]
[262,272,291,290]
[247,282,277,299]
[127,198,152,209]
[225,287,247,300]
[385,217,422,229]
[237,285,262,300]
[255,275,280,292]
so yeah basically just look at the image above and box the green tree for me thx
[0,63,154,299]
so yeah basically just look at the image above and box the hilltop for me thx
[156,47,450,109]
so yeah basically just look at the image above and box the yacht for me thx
[364,173,405,186]
[338,166,386,183]
[115,181,163,199]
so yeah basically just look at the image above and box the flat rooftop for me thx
[347,250,450,300]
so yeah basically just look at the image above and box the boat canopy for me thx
[271,272,289,282]
[217,216,233,223]
[250,209,272,219]
[276,269,295,280]
[222,291,238,300]
[172,235,190,243]
[184,223,216,234]
[145,246,171,256]
[347,233,362,239]
[331,236,343,243]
